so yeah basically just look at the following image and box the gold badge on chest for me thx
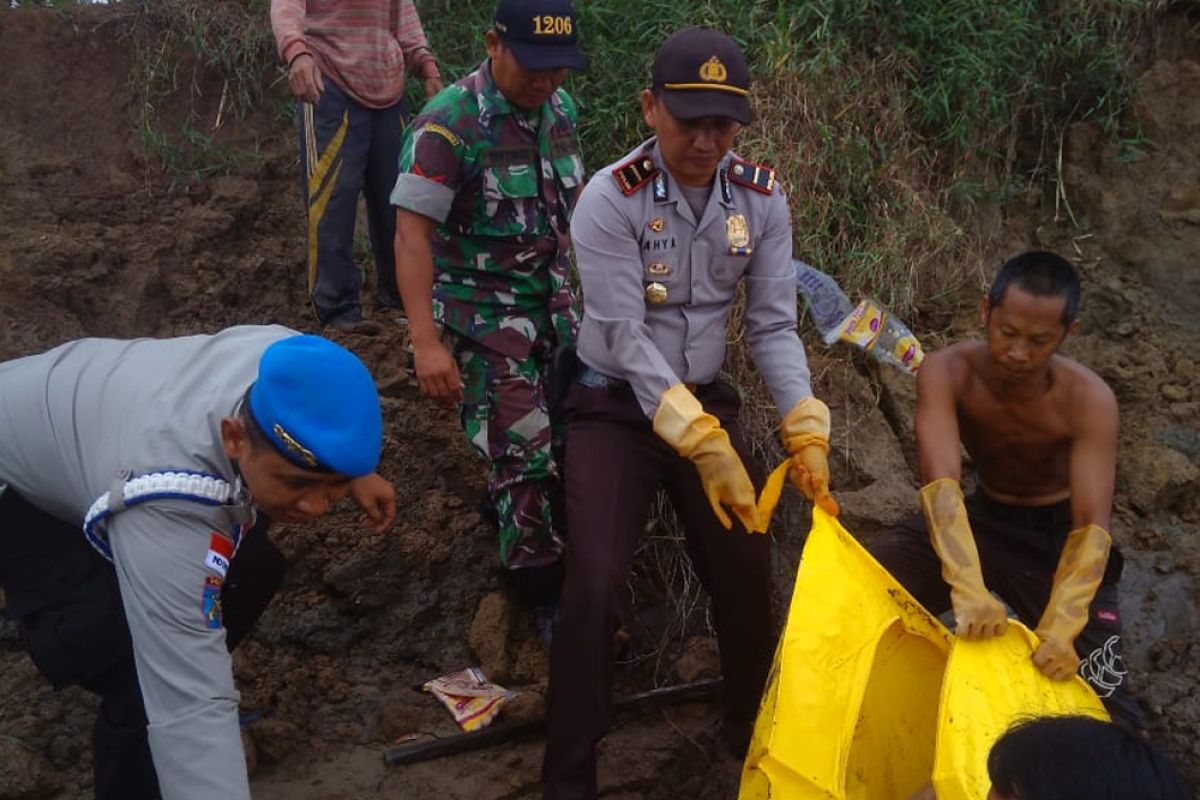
[725,213,752,255]
[648,217,665,233]
[647,262,671,276]
[645,282,668,304]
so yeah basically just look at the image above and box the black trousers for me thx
[0,489,284,800]
[866,491,1144,729]
[542,380,775,800]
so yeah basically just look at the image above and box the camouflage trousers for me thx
[453,333,565,570]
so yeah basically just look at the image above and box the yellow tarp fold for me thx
[740,509,1107,800]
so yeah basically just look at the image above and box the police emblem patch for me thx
[649,218,665,233]
[202,576,223,630]
[699,56,727,83]
[726,214,750,250]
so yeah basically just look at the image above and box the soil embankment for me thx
[0,6,1196,797]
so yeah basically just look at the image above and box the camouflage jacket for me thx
[390,60,584,360]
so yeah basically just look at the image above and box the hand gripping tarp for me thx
[739,508,1107,800]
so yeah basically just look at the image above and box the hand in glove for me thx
[653,384,761,533]
[1033,523,1111,680]
[920,479,1008,639]
[781,397,839,516]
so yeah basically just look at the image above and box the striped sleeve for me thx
[269,0,309,65]
[396,0,440,80]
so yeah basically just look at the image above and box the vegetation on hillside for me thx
[73,0,1150,310]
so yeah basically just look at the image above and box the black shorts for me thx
[866,492,1142,729]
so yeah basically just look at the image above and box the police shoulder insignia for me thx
[422,122,461,147]
[728,158,776,195]
[613,157,657,196]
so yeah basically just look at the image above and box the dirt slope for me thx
[0,6,1197,798]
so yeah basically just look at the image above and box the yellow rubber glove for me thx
[919,479,1008,640]
[1033,523,1111,680]
[653,384,762,533]
[781,397,839,516]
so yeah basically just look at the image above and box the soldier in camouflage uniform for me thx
[390,0,585,614]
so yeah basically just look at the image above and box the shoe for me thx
[324,312,381,336]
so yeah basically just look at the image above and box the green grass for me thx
[108,0,1148,277]
[419,0,1147,313]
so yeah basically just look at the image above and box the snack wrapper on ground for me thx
[422,667,518,732]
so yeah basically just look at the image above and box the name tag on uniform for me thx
[204,532,233,578]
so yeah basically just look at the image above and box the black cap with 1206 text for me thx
[494,0,585,71]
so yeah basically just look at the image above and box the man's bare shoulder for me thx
[920,341,983,390]
[1052,353,1118,418]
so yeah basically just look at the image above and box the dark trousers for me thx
[0,489,284,799]
[542,381,774,800]
[297,81,408,324]
[866,491,1144,729]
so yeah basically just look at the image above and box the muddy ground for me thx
[0,6,1197,799]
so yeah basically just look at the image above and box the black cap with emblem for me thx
[651,26,751,124]
[494,0,586,71]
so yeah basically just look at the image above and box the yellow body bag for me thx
[740,508,1107,800]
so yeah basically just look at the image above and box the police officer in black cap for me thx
[541,26,836,799]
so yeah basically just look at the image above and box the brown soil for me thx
[0,6,1197,798]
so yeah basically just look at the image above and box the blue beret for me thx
[248,335,382,478]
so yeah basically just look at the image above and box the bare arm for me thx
[394,208,461,404]
[1067,378,1118,530]
[915,349,1007,638]
[916,349,963,483]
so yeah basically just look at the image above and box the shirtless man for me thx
[867,250,1141,727]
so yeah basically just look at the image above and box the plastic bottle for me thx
[793,259,855,345]
[792,259,925,375]
[837,298,925,375]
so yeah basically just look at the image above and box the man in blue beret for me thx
[0,325,394,800]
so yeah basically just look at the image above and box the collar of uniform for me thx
[475,59,564,130]
[647,140,677,206]
[648,141,739,220]
[647,141,738,211]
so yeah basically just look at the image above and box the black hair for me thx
[988,716,1191,800]
[239,390,274,455]
[987,251,1081,327]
